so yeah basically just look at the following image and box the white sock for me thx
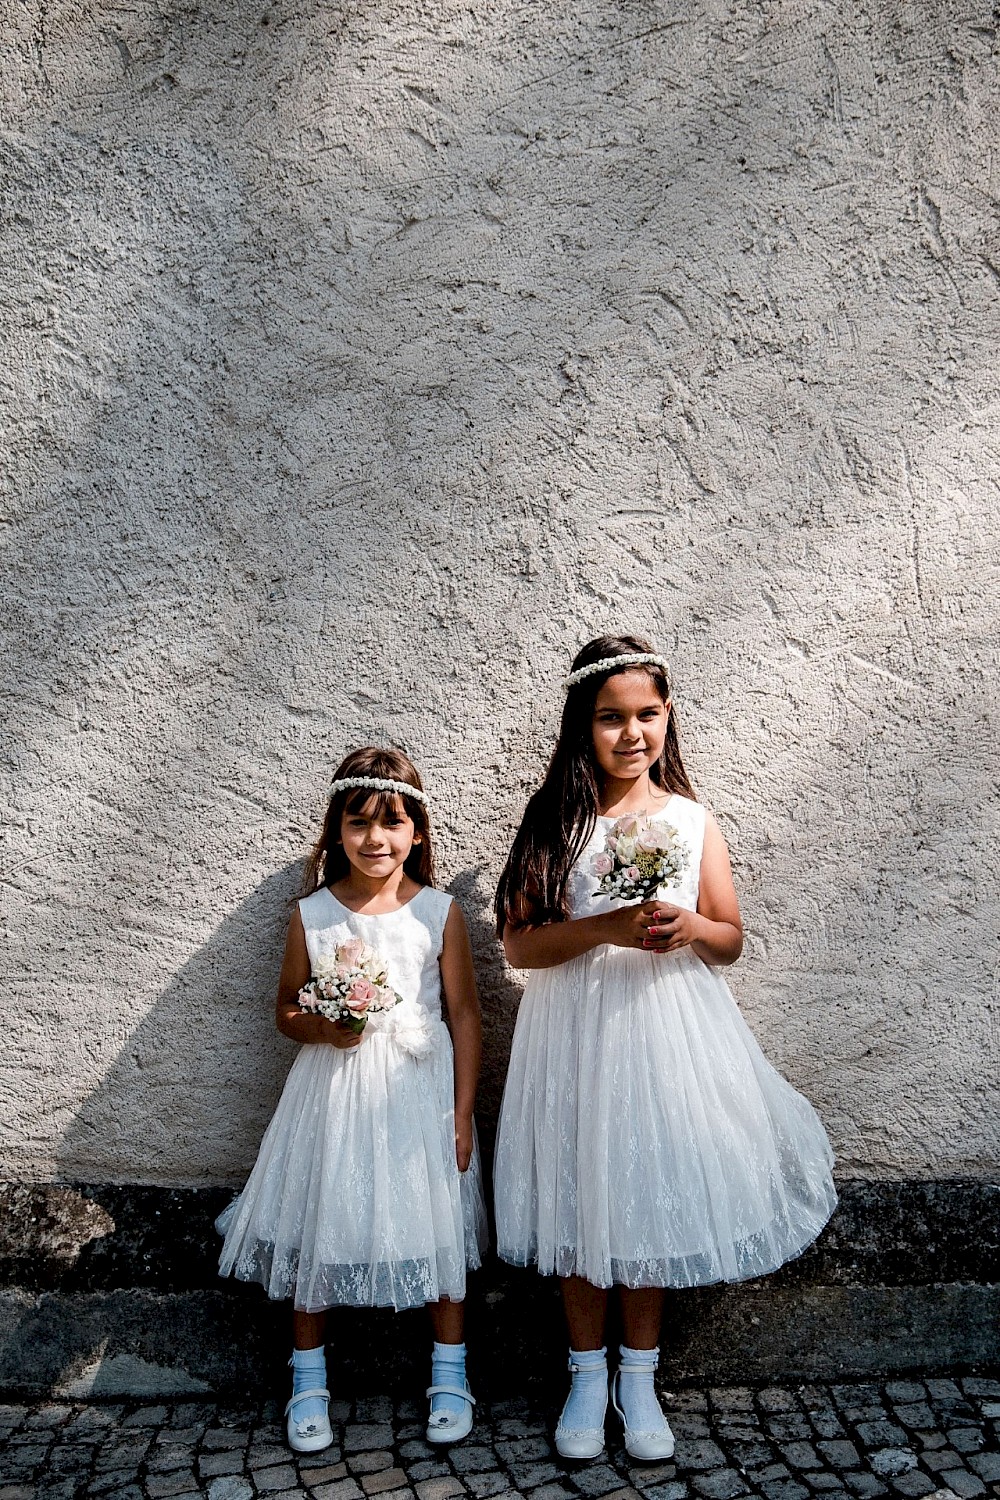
[617,1344,668,1432]
[430,1341,467,1416]
[290,1344,328,1425]
[558,1346,608,1433]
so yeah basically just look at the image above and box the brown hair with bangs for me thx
[303,746,435,894]
[495,634,695,934]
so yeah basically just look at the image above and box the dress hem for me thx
[495,1197,838,1290]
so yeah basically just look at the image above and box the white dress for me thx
[218,885,488,1312]
[494,795,837,1289]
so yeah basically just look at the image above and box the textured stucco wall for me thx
[2,0,998,1188]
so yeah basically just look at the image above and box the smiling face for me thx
[338,794,420,883]
[591,669,670,786]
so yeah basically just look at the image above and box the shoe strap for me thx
[285,1387,330,1415]
[617,1354,659,1373]
[425,1384,476,1406]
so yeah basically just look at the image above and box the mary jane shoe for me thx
[426,1382,476,1444]
[285,1386,334,1453]
[611,1367,675,1462]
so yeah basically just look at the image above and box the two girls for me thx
[220,636,835,1460]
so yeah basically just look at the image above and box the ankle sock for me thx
[430,1341,468,1417]
[290,1344,328,1426]
[558,1346,608,1433]
[617,1344,667,1432]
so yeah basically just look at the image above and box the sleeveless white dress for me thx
[494,795,837,1288]
[218,885,488,1311]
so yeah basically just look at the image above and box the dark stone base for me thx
[0,1178,998,1396]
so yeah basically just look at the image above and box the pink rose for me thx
[593,852,614,876]
[338,936,366,965]
[349,977,376,1005]
[626,865,641,881]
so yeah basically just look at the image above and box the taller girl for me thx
[494,635,837,1461]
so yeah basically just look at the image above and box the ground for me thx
[2,1373,999,1500]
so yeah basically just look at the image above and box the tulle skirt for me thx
[494,945,837,1288]
[218,1022,488,1311]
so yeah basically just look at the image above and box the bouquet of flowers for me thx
[592,814,688,903]
[297,936,403,1035]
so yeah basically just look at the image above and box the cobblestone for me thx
[0,1374,996,1500]
[350,1451,398,1475]
[464,1474,509,1498]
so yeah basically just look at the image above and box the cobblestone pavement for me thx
[2,1374,999,1500]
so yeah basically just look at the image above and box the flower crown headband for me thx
[564,652,672,690]
[329,775,428,805]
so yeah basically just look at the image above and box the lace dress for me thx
[494,795,837,1288]
[218,885,488,1311]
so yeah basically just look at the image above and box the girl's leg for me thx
[561,1274,609,1349]
[555,1277,611,1459]
[613,1287,674,1460]
[426,1298,473,1444]
[618,1286,664,1349]
[293,1308,328,1349]
[428,1297,464,1345]
[287,1308,332,1453]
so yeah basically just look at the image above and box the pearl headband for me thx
[330,775,428,805]
[564,652,672,690]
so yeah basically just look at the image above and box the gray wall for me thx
[2,0,998,1188]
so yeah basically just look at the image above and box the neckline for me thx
[323,884,427,918]
[597,793,678,822]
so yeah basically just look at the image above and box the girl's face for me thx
[338,795,419,881]
[591,670,669,784]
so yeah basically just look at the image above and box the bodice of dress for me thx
[565,793,707,920]
[298,885,452,1021]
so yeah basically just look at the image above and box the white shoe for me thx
[426,1382,475,1444]
[611,1357,675,1461]
[554,1353,608,1460]
[285,1385,333,1453]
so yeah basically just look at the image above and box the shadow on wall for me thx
[22,858,525,1396]
[55,860,519,1193]
[57,864,303,1190]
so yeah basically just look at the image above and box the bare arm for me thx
[274,907,362,1049]
[642,813,744,966]
[439,900,482,1171]
[502,814,744,970]
[502,897,681,969]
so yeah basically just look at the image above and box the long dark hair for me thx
[495,634,695,933]
[304,746,435,893]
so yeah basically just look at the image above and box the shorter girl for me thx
[219,748,487,1452]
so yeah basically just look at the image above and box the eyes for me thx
[595,708,663,724]
[345,816,407,830]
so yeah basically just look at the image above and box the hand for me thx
[455,1113,474,1173]
[599,900,666,950]
[320,1017,364,1049]
[641,902,700,953]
